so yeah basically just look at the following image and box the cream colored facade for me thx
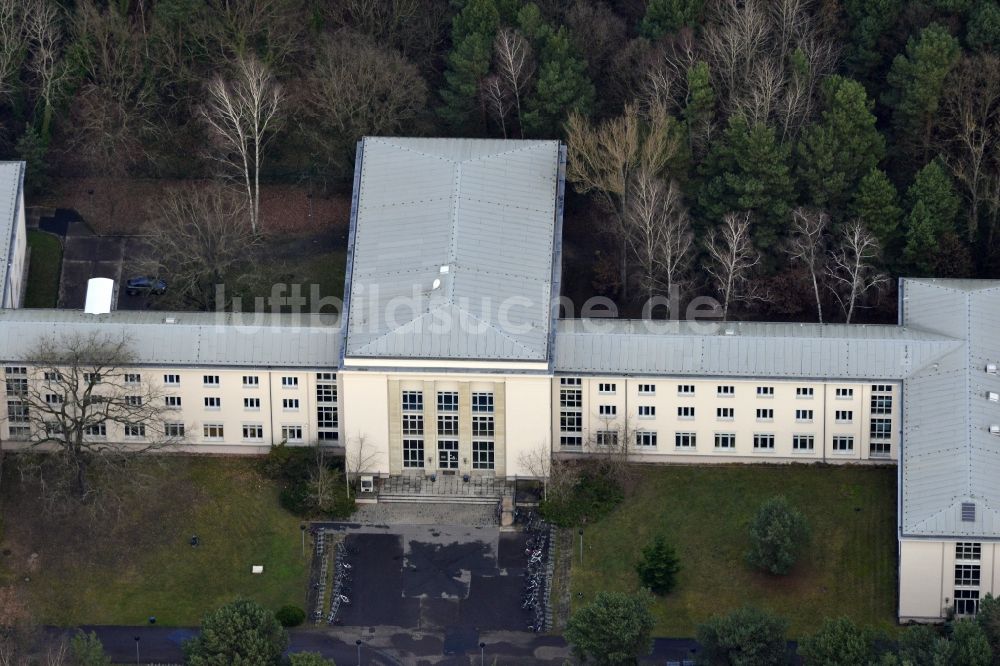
[552,376,900,463]
[900,540,1000,622]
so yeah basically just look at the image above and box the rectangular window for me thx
[281,376,298,388]
[638,405,655,418]
[203,375,219,387]
[560,377,582,386]
[714,433,736,449]
[756,386,774,397]
[717,407,734,420]
[955,589,980,615]
[796,387,814,397]
[872,384,893,393]
[833,436,854,452]
[403,439,425,468]
[560,388,582,408]
[242,424,264,440]
[598,382,616,394]
[282,398,299,410]
[5,376,26,395]
[437,414,458,436]
[955,564,981,586]
[835,388,854,399]
[835,410,853,423]
[124,373,141,384]
[870,418,892,439]
[165,422,185,438]
[44,393,64,404]
[678,406,695,419]
[472,416,495,438]
[244,397,260,410]
[957,543,982,560]
[675,432,696,448]
[638,384,655,395]
[599,404,617,416]
[7,425,29,440]
[437,391,459,412]
[793,435,815,451]
[596,430,619,447]
[204,396,221,409]
[472,392,494,413]
[756,408,774,421]
[402,391,423,412]
[560,435,583,447]
[871,394,893,414]
[164,374,180,385]
[84,424,107,438]
[317,406,337,432]
[472,441,495,469]
[124,423,145,438]
[636,431,657,447]
[402,414,423,436]
[125,395,143,406]
[3,366,25,375]
[6,399,28,423]
[560,412,582,432]
[83,372,101,384]
[753,434,775,450]
[870,440,891,457]
[316,382,336,403]
[281,425,303,442]
[43,371,62,382]
[717,385,735,397]
[795,409,814,422]
[243,375,259,387]
[677,384,695,395]
[203,424,224,440]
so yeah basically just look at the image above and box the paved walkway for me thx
[350,502,499,527]
[379,474,513,498]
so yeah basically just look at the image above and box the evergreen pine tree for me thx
[850,168,903,251]
[522,27,594,137]
[437,0,501,134]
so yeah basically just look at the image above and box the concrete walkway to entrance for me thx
[379,474,513,500]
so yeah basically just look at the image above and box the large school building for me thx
[1,139,998,623]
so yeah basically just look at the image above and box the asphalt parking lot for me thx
[324,524,531,642]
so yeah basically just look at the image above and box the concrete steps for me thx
[377,493,501,505]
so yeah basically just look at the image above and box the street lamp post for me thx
[480,641,486,665]
[356,639,362,665]
[300,523,307,557]
[134,636,140,665]
[578,528,584,565]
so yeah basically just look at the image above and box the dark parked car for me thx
[125,276,167,296]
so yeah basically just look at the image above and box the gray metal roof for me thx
[0,162,24,305]
[0,309,341,369]
[343,137,562,362]
[553,319,961,379]
[900,278,1000,538]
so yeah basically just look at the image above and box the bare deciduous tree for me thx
[345,433,379,493]
[135,185,259,311]
[826,221,887,323]
[24,0,69,138]
[307,30,428,169]
[565,103,684,299]
[202,56,284,235]
[493,28,534,138]
[11,334,180,508]
[786,207,829,323]
[704,212,765,321]
[517,440,551,499]
[625,172,693,303]
[0,0,26,105]
[481,75,511,138]
[939,55,1000,244]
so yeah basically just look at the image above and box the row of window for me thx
[161,396,301,411]
[568,378,894,400]
[597,405,858,423]
[955,542,983,616]
[564,430,882,454]
[401,439,496,470]
[401,390,494,413]
[162,374,301,388]
[401,414,495,437]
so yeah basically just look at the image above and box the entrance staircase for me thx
[376,474,513,505]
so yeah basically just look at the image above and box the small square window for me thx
[402,391,423,412]
[472,392,494,413]
[437,391,459,412]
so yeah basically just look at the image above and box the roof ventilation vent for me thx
[723,327,735,336]
[431,278,441,290]
[961,502,976,522]
[990,424,1000,435]
[439,265,450,274]
[987,363,998,374]
[989,392,1000,403]
[163,316,178,324]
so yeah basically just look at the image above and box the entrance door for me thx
[438,440,458,469]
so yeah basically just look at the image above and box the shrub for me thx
[798,617,879,665]
[635,534,681,596]
[184,599,288,665]
[696,606,788,666]
[746,495,810,575]
[539,465,623,527]
[275,605,306,627]
[264,444,354,519]
[565,590,655,665]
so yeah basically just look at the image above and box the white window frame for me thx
[638,405,655,419]
[678,406,695,419]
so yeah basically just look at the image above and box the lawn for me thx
[0,457,310,626]
[24,229,62,308]
[569,464,898,638]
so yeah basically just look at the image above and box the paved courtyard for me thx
[320,523,531,640]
